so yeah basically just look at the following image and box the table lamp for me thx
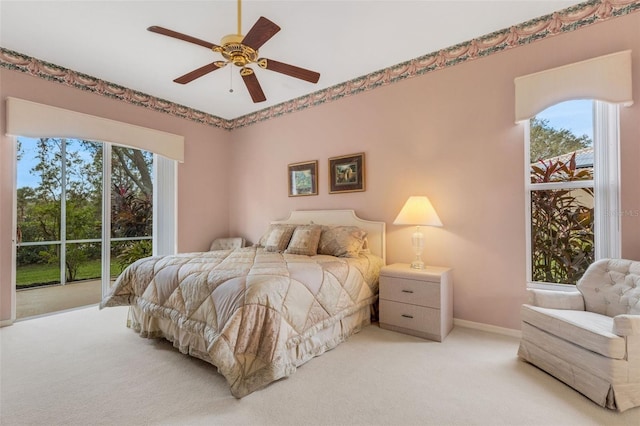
[393,196,443,269]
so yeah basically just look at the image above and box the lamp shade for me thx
[393,196,443,227]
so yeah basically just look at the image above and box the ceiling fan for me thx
[148,0,320,103]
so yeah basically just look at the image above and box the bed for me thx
[100,210,386,397]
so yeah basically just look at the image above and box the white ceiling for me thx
[1,0,584,120]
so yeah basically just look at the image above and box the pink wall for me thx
[229,13,640,330]
[0,70,232,322]
[1,12,638,329]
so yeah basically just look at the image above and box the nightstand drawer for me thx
[379,276,440,308]
[379,300,440,335]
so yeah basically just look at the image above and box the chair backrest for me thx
[577,258,640,316]
[209,237,245,251]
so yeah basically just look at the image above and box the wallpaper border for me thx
[1,0,639,131]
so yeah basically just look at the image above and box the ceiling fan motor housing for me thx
[216,34,258,67]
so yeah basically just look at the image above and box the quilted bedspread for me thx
[100,246,383,397]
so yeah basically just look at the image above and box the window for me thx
[525,100,620,287]
[514,51,631,288]
[15,137,155,293]
[5,98,182,321]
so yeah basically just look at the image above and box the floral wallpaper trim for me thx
[1,0,638,131]
[0,48,233,130]
[230,0,640,129]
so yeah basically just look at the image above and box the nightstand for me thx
[379,263,453,342]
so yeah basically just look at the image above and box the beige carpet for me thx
[1,306,638,426]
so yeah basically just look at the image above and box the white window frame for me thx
[525,100,620,290]
[12,136,177,313]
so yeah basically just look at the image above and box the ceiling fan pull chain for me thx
[229,66,234,93]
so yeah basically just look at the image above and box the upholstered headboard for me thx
[272,209,386,263]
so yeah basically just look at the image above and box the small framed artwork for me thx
[329,152,365,194]
[288,160,318,197]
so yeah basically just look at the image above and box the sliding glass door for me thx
[109,145,153,284]
[15,137,153,316]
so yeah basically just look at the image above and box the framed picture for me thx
[288,160,318,197]
[329,152,365,193]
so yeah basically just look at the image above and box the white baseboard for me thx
[454,318,522,338]
[1,313,523,337]
[0,319,15,327]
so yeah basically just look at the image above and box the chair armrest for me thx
[526,288,585,310]
[613,315,640,336]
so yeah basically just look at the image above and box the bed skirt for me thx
[127,303,372,394]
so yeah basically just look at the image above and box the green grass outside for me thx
[17,259,123,288]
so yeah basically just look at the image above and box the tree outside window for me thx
[16,137,153,288]
[528,102,595,285]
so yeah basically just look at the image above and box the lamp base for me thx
[410,227,425,269]
[410,259,425,270]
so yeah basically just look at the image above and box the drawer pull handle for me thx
[401,290,414,294]
[401,314,414,319]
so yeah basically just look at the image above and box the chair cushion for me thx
[521,304,626,359]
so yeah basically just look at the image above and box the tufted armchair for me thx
[518,258,640,412]
[209,237,245,251]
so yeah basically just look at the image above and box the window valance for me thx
[5,97,184,162]
[514,50,633,122]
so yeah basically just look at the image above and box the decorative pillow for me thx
[261,224,297,252]
[318,226,367,258]
[284,225,322,256]
[257,224,293,246]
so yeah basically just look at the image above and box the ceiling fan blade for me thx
[241,17,281,50]
[174,62,223,84]
[240,68,266,103]
[147,26,219,50]
[258,58,320,83]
